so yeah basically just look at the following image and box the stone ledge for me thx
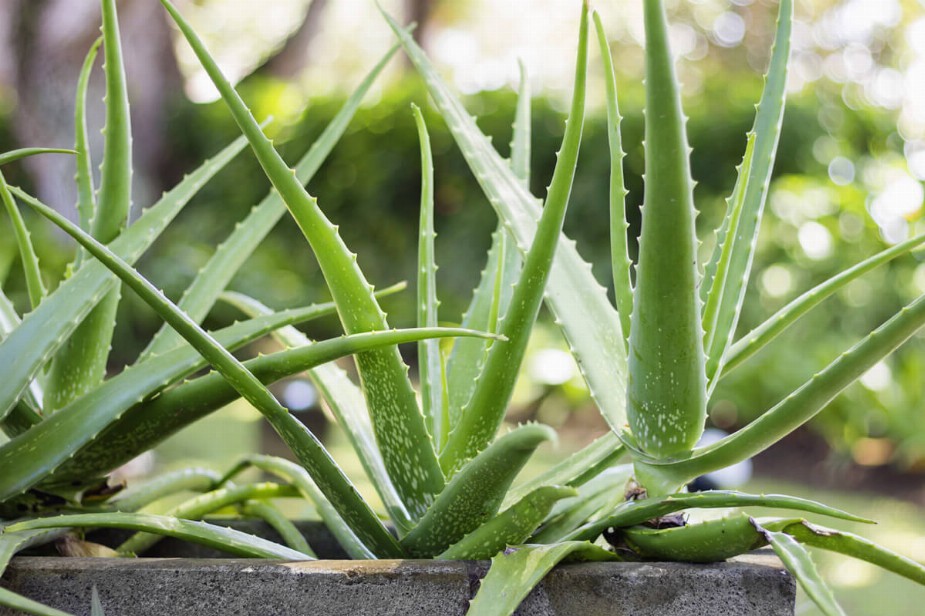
[1,551,794,616]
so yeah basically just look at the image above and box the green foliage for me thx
[2,1,924,615]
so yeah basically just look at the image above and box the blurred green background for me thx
[1,0,924,612]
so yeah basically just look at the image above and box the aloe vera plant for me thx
[1,2,616,615]
[386,0,925,612]
[4,0,925,615]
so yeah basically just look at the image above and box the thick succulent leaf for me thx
[439,486,577,560]
[0,527,80,616]
[565,490,870,542]
[240,500,316,557]
[161,0,444,519]
[221,290,413,535]
[381,4,628,438]
[722,232,925,377]
[444,67,530,436]
[0,588,75,616]
[0,291,43,434]
[1,172,46,308]
[702,133,757,378]
[90,587,104,616]
[445,229,507,432]
[702,0,793,383]
[505,431,624,507]
[594,11,632,347]
[618,513,765,562]
[7,287,358,488]
[7,514,312,560]
[439,3,588,475]
[111,468,222,512]
[510,60,531,186]
[759,525,846,616]
[139,38,401,360]
[223,455,372,559]
[762,518,925,586]
[117,482,298,555]
[412,105,446,448]
[53,325,488,487]
[401,424,556,557]
[638,289,925,488]
[466,541,617,616]
[627,0,706,461]
[45,0,134,412]
[45,287,121,413]
[0,128,250,420]
[0,148,76,167]
[11,197,404,559]
[531,466,631,543]
[75,38,102,235]
[92,0,132,243]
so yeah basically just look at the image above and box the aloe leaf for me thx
[702,0,793,383]
[240,499,316,557]
[92,0,132,243]
[223,455,373,559]
[438,486,577,560]
[111,468,222,512]
[594,11,632,348]
[505,431,624,507]
[722,232,925,377]
[531,466,631,543]
[54,325,489,487]
[511,59,531,186]
[401,424,556,557]
[90,587,104,616]
[763,518,925,586]
[0,527,69,573]
[444,229,506,433]
[1,288,42,434]
[161,0,444,520]
[412,104,446,448]
[0,588,76,616]
[139,39,401,361]
[627,0,706,462]
[1,172,46,308]
[75,38,102,235]
[0,145,74,313]
[381,4,629,439]
[220,290,413,535]
[5,300,351,490]
[0,130,249,421]
[44,281,121,412]
[466,541,617,616]
[640,289,925,488]
[445,62,530,437]
[0,148,76,167]
[55,324,485,493]
[565,490,871,542]
[10,196,405,559]
[618,513,765,562]
[439,3,588,475]
[0,526,84,615]
[117,482,298,555]
[44,0,134,412]
[7,513,313,560]
[758,524,846,616]
[702,133,757,375]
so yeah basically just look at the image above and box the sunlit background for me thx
[1,1,924,613]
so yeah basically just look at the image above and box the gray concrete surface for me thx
[2,551,794,615]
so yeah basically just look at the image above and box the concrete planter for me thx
[1,521,795,616]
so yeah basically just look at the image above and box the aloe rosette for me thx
[390,0,925,612]
[3,1,925,615]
